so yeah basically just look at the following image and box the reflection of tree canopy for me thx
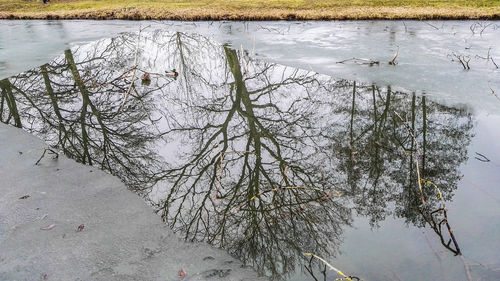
[154,45,352,277]
[324,84,473,228]
[0,30,473,279]
[0,34,172,194]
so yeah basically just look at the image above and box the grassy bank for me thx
[1,0,500,20]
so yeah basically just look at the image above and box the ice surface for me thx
[0,123,267,281]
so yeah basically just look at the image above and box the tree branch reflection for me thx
[0,30,474,280]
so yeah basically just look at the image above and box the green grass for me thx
[1,0,499,19]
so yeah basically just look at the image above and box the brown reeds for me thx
[0,2,499,20]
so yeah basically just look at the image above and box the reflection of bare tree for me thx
[325,82,472,255]
[0,30,475,280]
[154,45,351,277]
[0,78,22,128]
[1,35,171,194]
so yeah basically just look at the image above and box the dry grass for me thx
[0,0,499,20]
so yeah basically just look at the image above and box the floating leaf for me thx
[76,224,85,232]
[177,268,186,278]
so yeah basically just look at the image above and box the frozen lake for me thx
[1,20,499,281]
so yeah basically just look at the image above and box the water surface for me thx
[1,29,499,281]
[2,20,499,114]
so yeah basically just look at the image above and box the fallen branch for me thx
[470,22,493,36]
[451,53,471,70]
[393,111,462,256]
[491,57,499,69]
[489,84,500,101]
[336,57,380,66]
[35,147,59,165]
[304,255,326,281]
[304,253,358,281]
[393,111,425,203]
[475,152,490,162]
[388,46,400,65]
[420,179,461,255]
[475,48,498,69]
[422,21,439,30]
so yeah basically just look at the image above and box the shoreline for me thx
[1,7,500,20]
